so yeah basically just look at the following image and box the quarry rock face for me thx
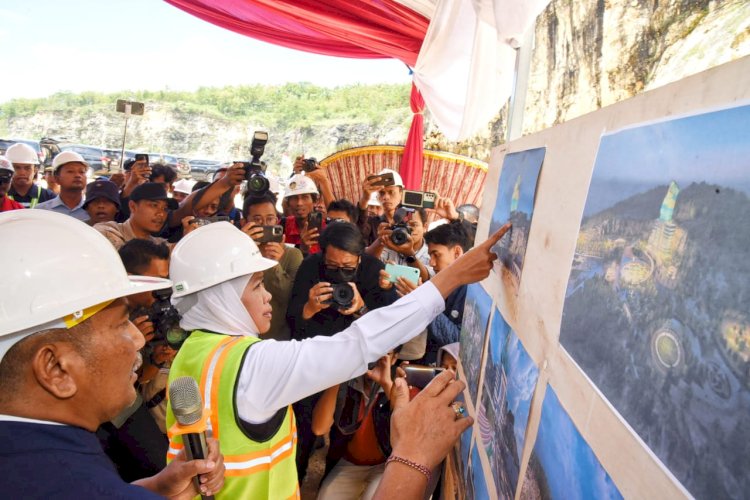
[3,0,749,167]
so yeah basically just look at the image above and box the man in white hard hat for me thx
[358,168,405,245]
[35,151,89,220]
[172,178,195,204]
[5,142,55,208]
[164,220,510,499]
[283,173,325,254]
[0,155,24,212]
[0,210,225,498]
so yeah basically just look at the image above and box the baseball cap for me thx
[130,182,168,202]
[52,151,89,171]
[83,180,121,209]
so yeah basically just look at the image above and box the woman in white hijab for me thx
[165,221,507,498]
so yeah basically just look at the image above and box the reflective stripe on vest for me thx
[8,185,40,208]
[167,331,299,499]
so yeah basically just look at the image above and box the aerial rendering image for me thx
[489,147,546,294]
[560,104,750,499]
[523,387,623,500]
[459,283,494,403]
[478,325,539,499]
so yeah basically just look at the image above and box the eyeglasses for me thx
[324,264,358,273]
[0,175,12,184]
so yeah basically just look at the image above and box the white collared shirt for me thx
[236,281,445,423]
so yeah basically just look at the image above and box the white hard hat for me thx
[5,143,39,165]
[52,150,88,170]
[284,173,318,198]
[173,178,195,195]
[377,168,404,188]
[0,155,13,173]
[0,210,172,360]
[367,191,381,206]
[170,222,277,298]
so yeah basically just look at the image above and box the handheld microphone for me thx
[169,376,214,500]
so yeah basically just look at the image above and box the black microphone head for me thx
[169,376,203,426]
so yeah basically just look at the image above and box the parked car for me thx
[0,138,45,164]
[188,159,223,181]
[40,138,108,178]
[147,153,191,177]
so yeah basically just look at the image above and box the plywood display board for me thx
[455,55,750,499]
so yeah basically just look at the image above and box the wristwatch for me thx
[404,255,417,264]
[354,305,369,318]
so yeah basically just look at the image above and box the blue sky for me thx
[533,387,623,500]
[0,0,410,102]
[594,105,750,186]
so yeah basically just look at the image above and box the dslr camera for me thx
[147,288,188,350]
[303,157,317,173]
[389,208,412,246]
[237,131,270,197]
[326,283,355,310]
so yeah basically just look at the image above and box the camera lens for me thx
[332,283,354,307]
[248,173,270,194]
[166,325,188,349]
[390,227,410,246]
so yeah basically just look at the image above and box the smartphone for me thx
[307,211,323,231]
[404,365,445,389]
[385,263,420,284]
[259,225,284,243]
[367,172,395,187]
[191,216,230,227]
[134,153,149,164]
[402,190,438,209]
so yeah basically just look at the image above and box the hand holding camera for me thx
[304,282,334,318]
[132,314,156,343]
[336,283,364,316]
[224,162,248,187]
[431,195,460,220]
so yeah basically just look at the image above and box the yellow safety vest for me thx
[167,330,299,499]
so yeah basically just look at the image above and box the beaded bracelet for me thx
[385,455,432,483]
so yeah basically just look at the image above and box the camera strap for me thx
[333,381,381,436]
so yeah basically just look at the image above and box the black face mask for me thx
[324,265,358,284]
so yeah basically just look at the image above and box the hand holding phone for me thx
[384,263,420,284]
[404,365,445,389]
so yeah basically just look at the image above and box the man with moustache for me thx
[0,209,225,498]
[35,151,89,220]
[95,182,169,250]
[5,142,55,209]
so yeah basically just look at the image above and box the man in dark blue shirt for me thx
[0,209,225,499]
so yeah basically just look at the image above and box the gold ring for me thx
[451,402,466,420]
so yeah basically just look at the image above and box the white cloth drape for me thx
[412,0,550,141]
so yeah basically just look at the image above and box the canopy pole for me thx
[506,28,535,142]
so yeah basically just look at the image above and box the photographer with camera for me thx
[287,222,398,480]
[96,239,174,482]
[369,207,434,285]
[242,191,303,341]
[358,168,404,245]
[282,173,326,255]
[312,350,404,499]
[293,155,334,208]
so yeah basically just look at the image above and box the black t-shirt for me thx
[287,252,397,340]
